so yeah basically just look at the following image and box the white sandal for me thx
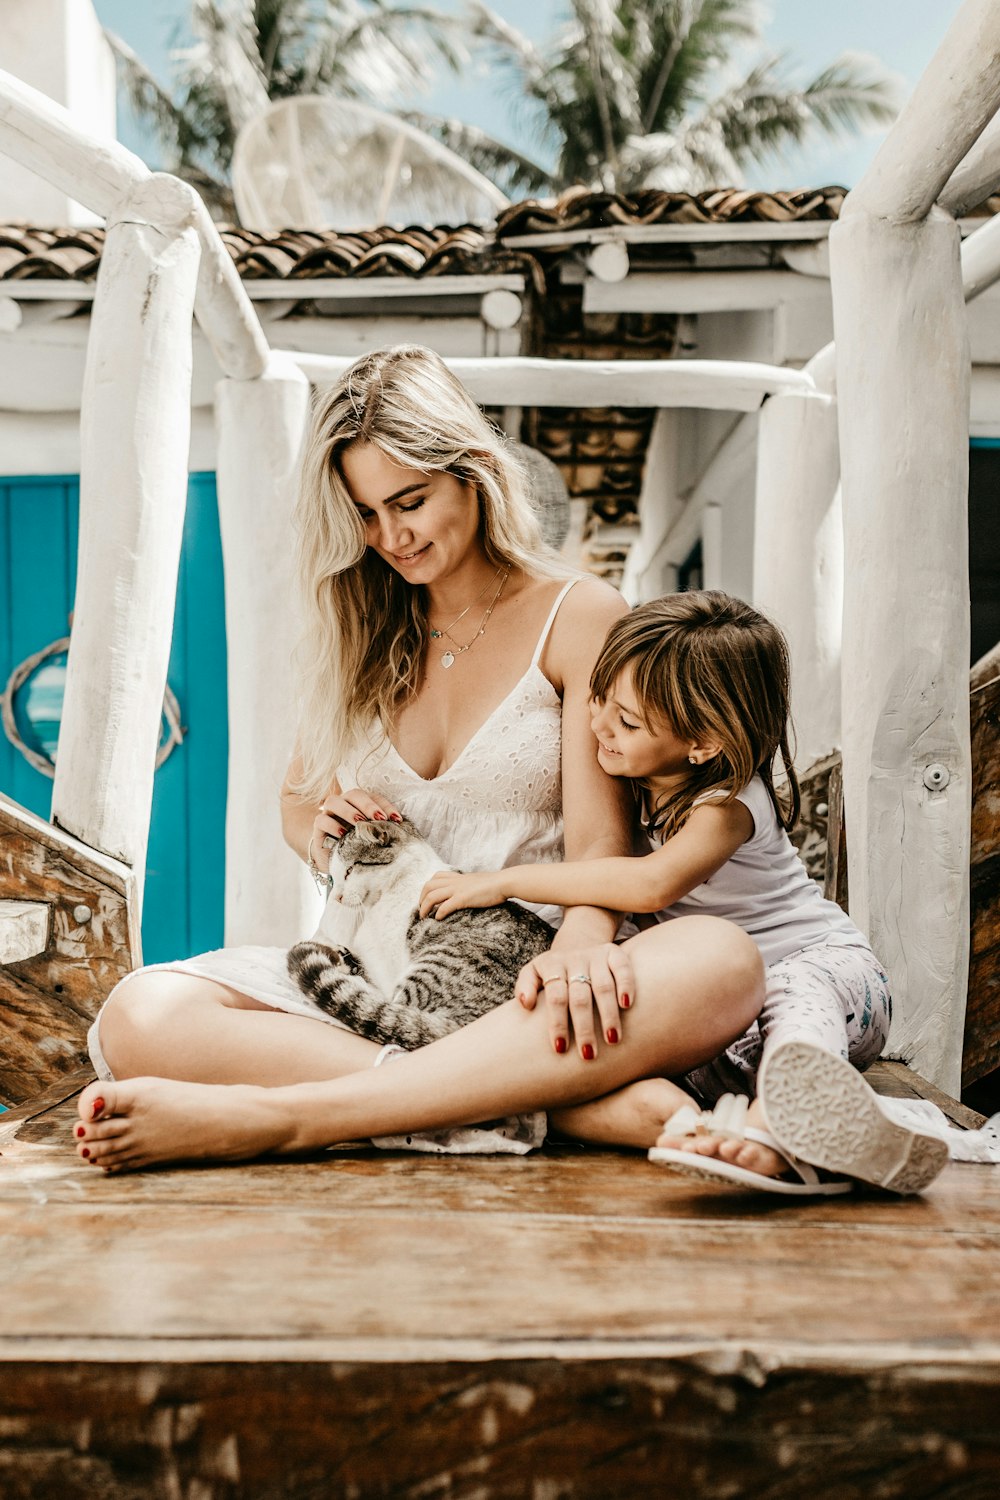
[647,1094,854,1197]
[759,1041,950,1195]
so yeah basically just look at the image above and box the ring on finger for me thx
[569,974,593,986]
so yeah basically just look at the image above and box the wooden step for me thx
[0,793,141,1106]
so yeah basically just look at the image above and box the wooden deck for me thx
[1,1069,999,1499]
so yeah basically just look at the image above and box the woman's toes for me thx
[78,1081,115,1124]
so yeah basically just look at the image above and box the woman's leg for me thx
[76,916,763,1171]
[549,1077,695,1149]
[98,972,381,1085]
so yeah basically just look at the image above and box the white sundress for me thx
[87,580,580,1151]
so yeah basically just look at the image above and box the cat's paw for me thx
[288,940,359,982]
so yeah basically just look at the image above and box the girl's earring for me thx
[688,754,698,765]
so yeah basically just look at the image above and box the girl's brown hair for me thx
[590,590,800,841]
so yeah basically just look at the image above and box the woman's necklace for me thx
[428,566,504,644]
[431,568,510,669]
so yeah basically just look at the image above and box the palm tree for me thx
[107,0,463,218]
[411,0,899,197]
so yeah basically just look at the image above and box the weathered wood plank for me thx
[2,1167,998,1349]
[965,666,1000,1087]
[1,1357,998,1500]
[0,795,139,1105]
[0,899,49,963]
[870,1059,987,1130]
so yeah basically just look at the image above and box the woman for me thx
[78,346,763,1171]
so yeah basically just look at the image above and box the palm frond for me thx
[682,50,897,181]
[104,29,188,161]
[801,52,900,136]
[403,111,555,197]
[301,2,461,105]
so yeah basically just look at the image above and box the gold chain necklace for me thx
[428,566,505,644]
[433,569,510,669]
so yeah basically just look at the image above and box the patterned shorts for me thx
[684,939,893,1108]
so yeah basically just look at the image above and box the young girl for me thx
[420,590,948,1196]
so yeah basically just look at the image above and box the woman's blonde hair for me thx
[590,590,800,841]
[292,344,568,798]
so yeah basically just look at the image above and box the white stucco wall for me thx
[0,0,115,225]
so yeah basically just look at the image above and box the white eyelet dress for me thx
[86,580,580,1154]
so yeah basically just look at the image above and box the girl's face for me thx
[339,441,484,583]
[590,668,702,784]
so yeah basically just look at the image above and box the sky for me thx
[92,0,960,192]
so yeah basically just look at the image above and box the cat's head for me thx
[328,818,422,907]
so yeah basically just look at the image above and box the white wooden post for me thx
[752,390,843,768]
[51,176,201,899]
[215,353,316,944]
[830,207,971,1092]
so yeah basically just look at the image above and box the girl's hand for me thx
[309,787,402,871]
[515,943,634,1061]
[419,869,507,919]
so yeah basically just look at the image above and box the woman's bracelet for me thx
[307,836,333,891]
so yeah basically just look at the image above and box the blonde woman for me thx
[77,346,763,1171]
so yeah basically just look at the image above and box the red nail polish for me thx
[554,1036,568,1055]
[81,1147,90,1158]
[75,1125,86,1138]
[91,1097,105,1119]
[606,1027,619,1045]
[373,811,386,820]
[389,813,402,823]
[620,993,631,1009]
[581,1043,595,1061]
[353,813,366,822]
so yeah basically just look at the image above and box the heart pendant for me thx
[441,650,456,669]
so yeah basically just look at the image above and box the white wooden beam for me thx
[0,900,50,964]
[847,0,1000,223]
[582,270,825,315]
[501,223,833,249]
[830,206,971,1093]
[0,65,145,217]
[214,352,318,946]
[0,69,268,385]
[940,109,1000,217]
[752,390,843,769]
[959,210,1000,301]
[286,353,813,412]
[51,186,201,887]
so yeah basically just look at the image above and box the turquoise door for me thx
[0,473,228,963]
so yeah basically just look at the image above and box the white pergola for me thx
[2,0,1000,1092]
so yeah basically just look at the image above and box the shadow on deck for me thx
[1,1070,998,1499]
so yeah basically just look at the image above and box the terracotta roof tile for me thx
[495,186,848,238]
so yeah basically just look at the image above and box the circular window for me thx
[2,633,184,779]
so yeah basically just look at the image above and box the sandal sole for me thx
[759,1042,950,1195]
[647,1146,853,1196]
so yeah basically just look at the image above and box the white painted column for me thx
[51,177,201,899]
[752,389,843,768]
[215,353,316,945]
[830,207,971,1092]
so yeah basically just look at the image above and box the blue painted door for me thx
[0,473,227,963]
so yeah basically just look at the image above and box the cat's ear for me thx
[361,821,394,848]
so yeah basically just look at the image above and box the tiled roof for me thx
[0,222,526,284]
[495,186,848,237]
[0,189,853,283]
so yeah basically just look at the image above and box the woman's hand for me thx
[419,869,507,919]
[309,787,402,872]
[515,943,635,1061]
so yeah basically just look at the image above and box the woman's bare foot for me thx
[74,1078,302,1173]
[551,1077,695,1149]
[654,1098,789,1179]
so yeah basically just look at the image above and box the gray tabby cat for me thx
[287,818,553,1048]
